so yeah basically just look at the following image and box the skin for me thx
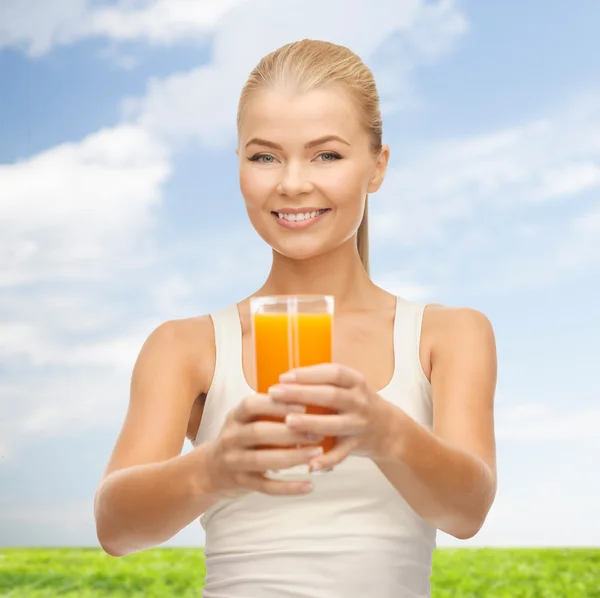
[94,85,497,557]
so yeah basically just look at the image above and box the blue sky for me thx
[0,0,598,549]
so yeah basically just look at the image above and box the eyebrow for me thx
[244,135,351,150]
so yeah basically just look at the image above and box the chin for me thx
[273,245,324,262]
[266,237,331,262]
[252,222,342,262]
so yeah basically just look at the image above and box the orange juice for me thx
[253,307,336,454]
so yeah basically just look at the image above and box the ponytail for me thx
[357,195,369,276]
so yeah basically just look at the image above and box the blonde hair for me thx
[237,39,383,275]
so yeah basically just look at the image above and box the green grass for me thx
[0,547,598,597]
[431,548,599,598]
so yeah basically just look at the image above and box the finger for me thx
[279,363,361,388]
[285,413,363,436]
[237,420,324,448]
[235,445,325,473]
[240,473,315,496]
[309,437,355,473]
[233,393,306,423]
[268,383,353,411]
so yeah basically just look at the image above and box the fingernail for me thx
[288,405,306,413]
[279,371,296,382]
[302,482,313,493]
[305,433,323,441]
[310,462,323,473]
[308,446,324,457]
[268,386,285,398]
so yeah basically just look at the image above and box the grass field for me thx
[0,547,598,597]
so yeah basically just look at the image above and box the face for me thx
[237,86,389,262]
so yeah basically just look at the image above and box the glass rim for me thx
[250,294,334,308]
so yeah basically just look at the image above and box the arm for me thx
[373,307,498,539]
[265,306,498,539]
[94,317,219,557]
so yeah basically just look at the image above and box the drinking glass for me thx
[250,294,335,479]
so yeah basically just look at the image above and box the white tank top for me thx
[193,296,436,597]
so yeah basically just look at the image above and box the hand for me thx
[204,393,325,497]
[268,363,393,472]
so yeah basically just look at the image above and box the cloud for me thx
[0,0,87,57]
[368,92,600,293]
[0,123,173,456]
[82,0,246,44]
[0,0,467,68]
[373,104,600,244]
[0,227,271,457]
[371,272,435,301]
[439,399,600,547]
[0,499,98,545]
[0,368,130,462]
[556,204,600,270]
[496,403,600,443]
[535,161,600,202]
[440,489,600,547]
[0,0,247,57]
[125,0,467,148]
[0,124,170,286]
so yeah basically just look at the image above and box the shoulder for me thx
[134,314,216,396]
[424,304,494,337]
[422,303,496,367]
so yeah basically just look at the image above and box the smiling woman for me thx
[93,39,497,598]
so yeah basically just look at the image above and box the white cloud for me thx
[439,488,600,547]
[535,161,600,201]
[496,404,600,443]
[126,0,467,148]
[372,272,435,301]
[0,124,170,286]
[373,106,600,244]
[82,0,246,44]
[367,92,600,294]
[0,499,99,545]
[382,93,600,228]
[438,399,600,547]
[0,229,270,457]
[0,0,468,73]
[0,0,247,57]
[0,367,131,460]
[556,204,600,269]
[0,499,92,526]
[0,123,172,456]
[0,0,87,57]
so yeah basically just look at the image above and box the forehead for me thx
[240,86,364,142]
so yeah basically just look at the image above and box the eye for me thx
[318,152,342,162]
[248,154,277,163]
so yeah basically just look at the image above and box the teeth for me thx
[277,210,325,221]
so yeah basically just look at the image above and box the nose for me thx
[276,161,314,197]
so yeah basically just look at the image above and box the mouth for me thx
[271,208,331,230]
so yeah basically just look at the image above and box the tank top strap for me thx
[389,296,431,393]
[206,302,246,399]
[194,303,247,445]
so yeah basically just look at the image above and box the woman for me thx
[94,39,497,598]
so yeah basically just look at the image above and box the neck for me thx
[256,238,377,310]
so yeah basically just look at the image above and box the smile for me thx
[271,209,331,230]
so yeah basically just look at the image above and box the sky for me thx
[0,0,599,549]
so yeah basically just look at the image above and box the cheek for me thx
[321,165,368,206]
[239,168,271,209]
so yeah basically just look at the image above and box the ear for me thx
[367,144,390,193]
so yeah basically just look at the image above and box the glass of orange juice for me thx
[250,294,335,480]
